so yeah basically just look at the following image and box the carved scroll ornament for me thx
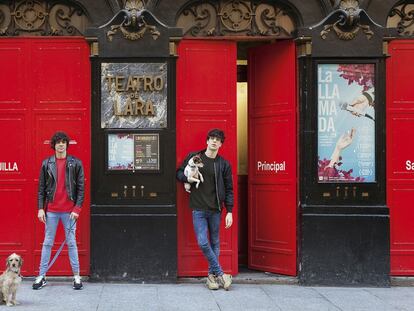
[388,3,414,37]
[100,0,161,41]
[312,0,379,41]
[0,0,88,36]
[176,0,295,38]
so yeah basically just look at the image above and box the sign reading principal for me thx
[101,63,167,128]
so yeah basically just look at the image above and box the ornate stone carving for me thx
[388,3,414,37]
[0,0,88,36]
[312,0,379,40]
[100,0,161,41]
[176,0,295,38]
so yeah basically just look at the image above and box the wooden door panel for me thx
[32,42,86,106]
[248,40,297,276]
[388,116,414,179]
[387,40,414,275]
[0,113,27,177]
[177,40,238,276]
[251,185,295,245]
[0,184,27,246]
[0,42,26,106]
[251,116,295,181]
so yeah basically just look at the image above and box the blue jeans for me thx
[192,210,223,276]
[39,212,79,276]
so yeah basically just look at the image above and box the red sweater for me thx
[47,158,81,214]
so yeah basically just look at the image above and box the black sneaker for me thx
[32,276,47,290]
[73,275,83,290]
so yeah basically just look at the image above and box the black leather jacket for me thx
[176,150,234,212]
[38,155,85,209]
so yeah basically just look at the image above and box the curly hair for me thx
[206,128,225,143]
[50,131,70,150]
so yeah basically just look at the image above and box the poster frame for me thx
[303,57,386,205]
[316,62,377,184]
[104,130,162,175]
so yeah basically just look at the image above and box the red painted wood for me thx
[0,38,90,276]
[176,40,238,276]
[248,41,297,276]
[387,40,414,275]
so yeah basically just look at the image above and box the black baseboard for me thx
[90,213,177,282]
[299,205,390,287]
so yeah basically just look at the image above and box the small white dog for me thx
[0,253,23,307]
[184,154,204,193]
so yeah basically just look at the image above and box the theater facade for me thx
[0,0,413,285]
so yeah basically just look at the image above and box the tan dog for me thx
[0,253,23,307]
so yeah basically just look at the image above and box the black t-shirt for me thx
[189,153,219,211]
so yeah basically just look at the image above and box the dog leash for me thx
[44,218,78,274]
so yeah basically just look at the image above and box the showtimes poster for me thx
[318,64,376,183]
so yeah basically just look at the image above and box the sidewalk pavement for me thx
[8,278,414,311]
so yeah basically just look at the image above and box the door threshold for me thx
[178,268,298,285]
[391,277,414,287]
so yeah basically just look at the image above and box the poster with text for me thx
[108,134,134,170]
[318,64,376,183]
[134,134,159,170]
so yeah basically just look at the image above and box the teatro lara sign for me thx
[101,62,168,128]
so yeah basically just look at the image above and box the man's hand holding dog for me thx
[225,213,233,229]
[37,209,46,224]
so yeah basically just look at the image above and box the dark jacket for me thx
[176,150,233,212]
[38,155,85,210]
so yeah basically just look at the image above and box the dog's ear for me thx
[6,255,10,268]
[18,256,23,268]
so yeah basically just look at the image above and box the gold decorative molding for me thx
[387,3,414,37]
[382,41,388,56]
[312,0,378,41]
[0,0,88,36]
[169,41,177,56]
[176,0,295,38]
[101,0,161,41]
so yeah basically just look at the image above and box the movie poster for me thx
[108,134,134,170]
[318,64,376,183]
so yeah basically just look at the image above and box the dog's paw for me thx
[6,302,13,307]
[12,301,19,305]
[185,190,191,193]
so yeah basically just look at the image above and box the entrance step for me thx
[391,277,414,287]
[178,268,298,285]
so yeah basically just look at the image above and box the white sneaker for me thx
[217,273,232,290]
[32,275,47,290]
[73,275,83,290]
[206,274,219,290]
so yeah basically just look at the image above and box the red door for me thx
[176,40,238,276]
[248,41,297,275]
[0,38,90,276]
[387,40,414,275]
